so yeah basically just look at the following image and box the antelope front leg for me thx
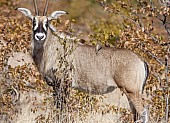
[44,69,68,110]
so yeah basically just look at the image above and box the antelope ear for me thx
[16,8,34,20]
[48,11,68,21]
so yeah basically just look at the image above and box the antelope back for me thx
[71,45,147,94]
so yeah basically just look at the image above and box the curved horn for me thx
[33,0,39,15]
[43,0,50,16]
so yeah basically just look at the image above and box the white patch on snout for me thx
[35,33,46,41]
[33,17,38,31]
[43,18,48,31]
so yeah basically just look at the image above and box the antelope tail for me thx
[142,62,149,93]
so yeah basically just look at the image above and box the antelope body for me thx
[17,1,149,122]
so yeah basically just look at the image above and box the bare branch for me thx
[165,95,169,123]
[156,13,170,36]
[164,45,169,122]
[145,50,164,65]
[159,0,170,7]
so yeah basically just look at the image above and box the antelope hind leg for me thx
[126,92,144,122]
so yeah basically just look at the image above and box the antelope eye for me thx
[45,21,47,27]
[46,22,48,27]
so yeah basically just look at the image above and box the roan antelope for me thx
[16,0,149,122]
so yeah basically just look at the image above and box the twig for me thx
[152,72,162,88]
[165,46,169,123]
[11,86,20,104]
[156,13,170,36]
[165,95,169,123]
[144,50,164,65]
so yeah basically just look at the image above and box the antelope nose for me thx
[35,33,46,41]
[36,35,44,40]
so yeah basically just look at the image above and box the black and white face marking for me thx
[32,16,49,43]
[17,7,68,43]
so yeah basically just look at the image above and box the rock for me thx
[0,39,7,49]
[12,90,54,123]
[7,52,33,68]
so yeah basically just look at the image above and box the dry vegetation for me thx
[0,0,169,123]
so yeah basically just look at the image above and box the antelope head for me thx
[16,0,67,44]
